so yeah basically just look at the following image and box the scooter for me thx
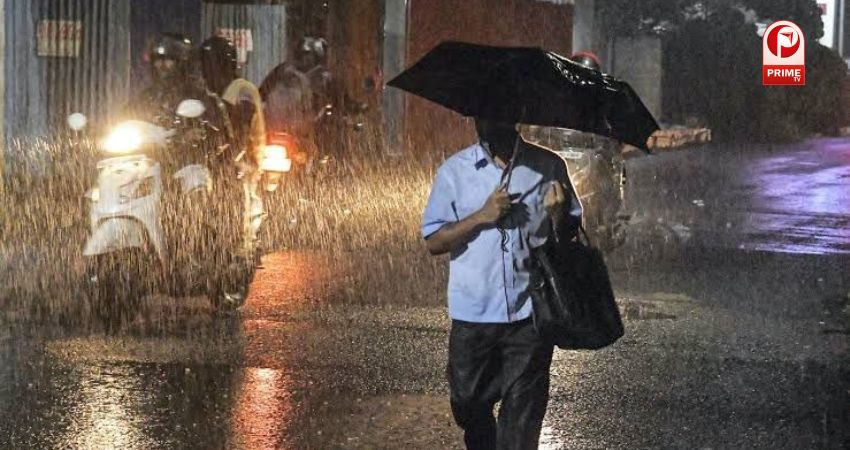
[280,100,369,176]
[522,126,629,252]
[68,99,291,329]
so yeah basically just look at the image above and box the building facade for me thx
[2,0,582,166]
[3,0,289,146]
[396,0,575,155]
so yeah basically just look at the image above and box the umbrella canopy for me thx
[387,41,659,150]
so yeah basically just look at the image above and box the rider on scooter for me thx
[199,35,265,165]
[199,35,267,259]
[296,37,343,161]
[259,36,333,170]
[130,33,229,136]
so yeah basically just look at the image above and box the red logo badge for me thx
[763,21,805,86]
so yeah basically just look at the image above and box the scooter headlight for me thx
[102,123,143,154]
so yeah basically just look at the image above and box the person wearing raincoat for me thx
[422,118,582,450]
[199,35,267,254]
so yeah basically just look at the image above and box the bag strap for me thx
[578,224,591,246]
[550,216,590,247]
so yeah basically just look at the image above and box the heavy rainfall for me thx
[0,1,848,449]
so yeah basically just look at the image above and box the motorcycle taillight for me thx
[267,132,295,149]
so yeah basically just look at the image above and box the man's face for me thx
[475,119,519,159]
[152,57,177,81]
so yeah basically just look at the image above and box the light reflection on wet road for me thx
[739,139,850,253]
[0,251,339,449]
[67,364,147,449]
[233,367,292,449]
[628,138,850,254]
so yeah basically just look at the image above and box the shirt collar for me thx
[474,141,524,170]
[471,142,485,165]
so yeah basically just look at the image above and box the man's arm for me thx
[425,188,510,256]
[425,211,486,256]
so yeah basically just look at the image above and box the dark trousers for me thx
[448,318,554,450]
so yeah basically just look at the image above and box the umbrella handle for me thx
[503,106,527,190]
[502,134,522,190]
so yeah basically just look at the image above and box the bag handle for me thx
[578,224,591,246]
[550,215,591,247]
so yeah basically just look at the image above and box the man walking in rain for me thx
[423,118,582,450]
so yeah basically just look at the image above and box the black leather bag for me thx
[529,226,624,350]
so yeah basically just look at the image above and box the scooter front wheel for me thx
[85,251,147,332]
[208,254,256,313]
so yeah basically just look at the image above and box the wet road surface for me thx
[1,252,454,449]
[627,138,850,255]
[1,139,850,449]
[2,249,848,449]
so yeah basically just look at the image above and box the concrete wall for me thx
[405,0,573,156]
[381,0,407,155]
[571,0,610,67]
[612,35,663,123]
[573,1,665,123]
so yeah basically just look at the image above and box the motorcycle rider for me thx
[524,51,626,250]
[83,33,246,320]
[200,35,266,166]
[199,35,267,264]
[259,44,314,167]
[298,37,345,160]
[294,36,333,119]
[129,33,229,137]
[260,36,337,167]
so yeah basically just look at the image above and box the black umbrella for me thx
[387,41,659,151]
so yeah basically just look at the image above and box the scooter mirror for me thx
[67,113,88,131]
[176,99,206,119]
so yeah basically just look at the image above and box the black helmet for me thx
[296,36,327,62]
[200,36,238,74]
[570,51,602,72]
[149,33,193,64]
[200,36,238,94]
